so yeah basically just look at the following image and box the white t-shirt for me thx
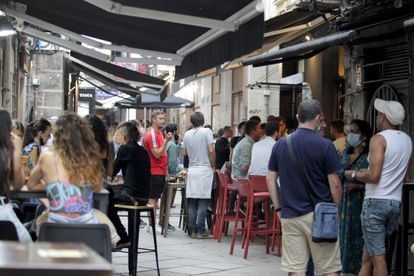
[183,127,214,167]
[365,129,412,201]
[183,127,215,199]
[248,136,276,176]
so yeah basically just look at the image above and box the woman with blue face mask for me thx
[339,119,373,275]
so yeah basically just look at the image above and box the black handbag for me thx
[286,134,339,243]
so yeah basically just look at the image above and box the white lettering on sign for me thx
[80,93,94,98]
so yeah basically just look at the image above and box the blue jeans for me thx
[188,198,209,235]
[361,198,400,256]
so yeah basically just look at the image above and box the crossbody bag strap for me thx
[286,134,316,205]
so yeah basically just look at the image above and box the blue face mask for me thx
[346,133,362,147]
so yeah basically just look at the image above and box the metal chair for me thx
[114,204,160,276]
[38,223,112,262]
[0,220,18,241]
[214,170,240,242]
[230,177,279,259]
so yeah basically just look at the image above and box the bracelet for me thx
[351,170,356,181]
[274,207,281,212]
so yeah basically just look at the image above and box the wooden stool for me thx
[114,204,160,276]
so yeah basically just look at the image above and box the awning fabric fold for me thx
[243,30,359,67]
[71,52,166,89]
[71,62,144,98]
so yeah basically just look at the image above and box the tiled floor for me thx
[112,194,284,275]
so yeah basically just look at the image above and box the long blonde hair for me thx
[53,113,103,191]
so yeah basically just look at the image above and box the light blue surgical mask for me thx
[346,133,362,147]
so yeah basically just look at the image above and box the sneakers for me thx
[197,232,213,239]
[158,223,176,231]
[166,223,176,231]
[190,232,197,239]
[113,237,130,250]
[139,219,147,228]
[146,224,162,234]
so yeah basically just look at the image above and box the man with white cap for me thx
[345,99,412,276]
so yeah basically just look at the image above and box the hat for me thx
[374,99,405,126]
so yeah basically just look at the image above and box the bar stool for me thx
[230,177,279,259]
[114,204,160,276]
[162,179,187,237]
[214,170,240,242]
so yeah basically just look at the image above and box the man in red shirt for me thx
[143,110,173,231]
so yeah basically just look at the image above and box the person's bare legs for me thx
[324,272,339,276]
[371,255,388,276]
[290,272,305,276]
[158,184,168,226]
[290,269,339,275]
[358,249,373,276]
[147,198,157,226]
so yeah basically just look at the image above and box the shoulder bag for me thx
[286,135,339,243]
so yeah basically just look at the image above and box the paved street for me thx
[112,194,284,276]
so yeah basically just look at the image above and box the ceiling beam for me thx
[113,56,180,66]
[66,54,164,91]
[177,0,262,56]
[102,44,182,61]
[83,0,236,31]
[22,27,109,61]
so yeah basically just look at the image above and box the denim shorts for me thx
[361,198,400,256]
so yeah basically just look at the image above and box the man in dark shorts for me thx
[109,121,151,248]
[143,110,173,233]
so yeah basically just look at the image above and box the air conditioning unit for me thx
[32,77,40,86]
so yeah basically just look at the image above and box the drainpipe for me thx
[264,90,270,117]
[24,75,31,123]
[263,65,269,117]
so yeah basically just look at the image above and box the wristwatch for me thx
[351,170,356,181]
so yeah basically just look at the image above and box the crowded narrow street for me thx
[0,1,414,275]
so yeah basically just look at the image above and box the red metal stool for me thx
[230,177,280,259]
[214,171,241,242]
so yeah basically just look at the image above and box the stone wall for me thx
[31,51,64,119]
[342,45,366,124]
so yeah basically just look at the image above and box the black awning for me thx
[174,14,264,80]
[114,97,136,109]
[16,0,264,80]
[71,62,149,98]
[71,52,166,90]
[243,30,358,66]
[115,93,194,109]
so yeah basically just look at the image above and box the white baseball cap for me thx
[374,99,405,126]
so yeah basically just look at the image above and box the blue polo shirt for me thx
[268,128,340,218]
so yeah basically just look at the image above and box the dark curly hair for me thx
[0,109,14,195]
[23,118,51,147]
[53,113,103,191]
[85,115,109,154]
